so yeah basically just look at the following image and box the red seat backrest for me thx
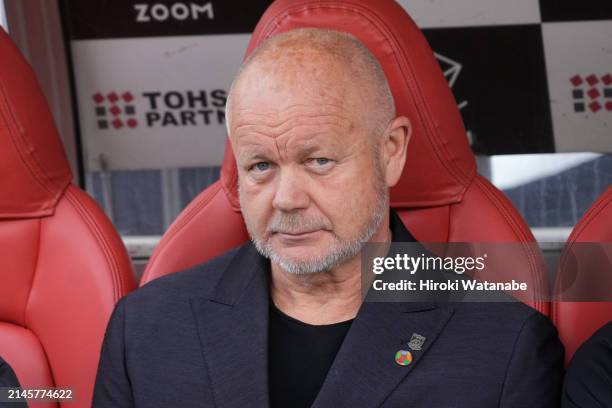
[0,28,135,407]
[142,0,547,315]
[552,186,612,366]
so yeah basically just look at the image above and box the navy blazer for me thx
[94,212,563,407]
[562,322,612,407]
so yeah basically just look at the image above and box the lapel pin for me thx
[394,350,413,366]
[407,333,426,351]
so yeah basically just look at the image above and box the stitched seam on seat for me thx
[377,12,475,187]
[256,1,475,189]
[566,188,612,245]
[391,194,464,208]
[553,188,612,326]
[474,178,543,308]
[64,188,122,301]
[472,177,546,313]
[23,214,63,396]
[144,182,222,279]
[65,188,122,299]
[0,82,65,196]
[556,188,612,288]
[3,322,59,399]
[23,217,43,327]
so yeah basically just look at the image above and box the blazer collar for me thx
[189,242,271,407]
[190,209,454,408]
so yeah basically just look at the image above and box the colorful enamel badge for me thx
[394,350,413,366]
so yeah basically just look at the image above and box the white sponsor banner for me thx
[543,21,612,153]
[396,0,541,29]
[72,34,250,171]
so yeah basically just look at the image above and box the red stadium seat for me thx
[552,186,612,366]
[0,28,135,407]
[142,0,547,315]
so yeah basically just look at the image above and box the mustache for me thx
[266,213,332,234]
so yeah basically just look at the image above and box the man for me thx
[562,322,612,407]
[94,28,563,407]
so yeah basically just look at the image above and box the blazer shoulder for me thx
[562,322,612,406]
[452,300,552,333]
[0,357,22,388]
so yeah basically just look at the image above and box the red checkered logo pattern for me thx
[92,91,138,129]
[570,73,612,114]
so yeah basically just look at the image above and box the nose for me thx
[272,166,310,212]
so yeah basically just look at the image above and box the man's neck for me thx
[269,223,392,325]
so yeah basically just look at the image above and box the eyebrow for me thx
[296,145,324,158]
[236,133,341,163]
[235,143,274,162]
[289,134,342,155]
[238,151,270,162]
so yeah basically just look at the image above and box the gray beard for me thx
[250,190,389,275]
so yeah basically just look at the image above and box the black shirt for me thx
[268,300,353,408]
[267,210,414,407]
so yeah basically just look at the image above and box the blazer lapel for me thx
[311,210,455,407]
[189,243,271,408]
[311,301,454,408]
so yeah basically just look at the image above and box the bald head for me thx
[225,28,395,140]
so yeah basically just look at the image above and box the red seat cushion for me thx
[0,27,135,407]
[552,186,612,365]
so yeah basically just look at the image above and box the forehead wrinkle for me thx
[232,108,354,141]
[279,132,344,156]
[237,129,342,155]
[234,137,277,164]
[233,103,353,126]
[272,132,325,163]
[234,117,352,139]
[235,129,348,165]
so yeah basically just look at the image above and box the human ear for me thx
[382,116,411,187]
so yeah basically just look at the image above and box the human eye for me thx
[305,157,335,172]
[247,161,277,178]
[251,161,272,172]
